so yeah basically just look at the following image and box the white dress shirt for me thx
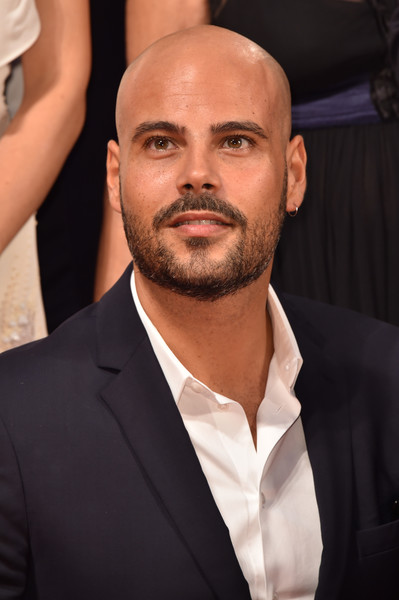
[131,272,323,600]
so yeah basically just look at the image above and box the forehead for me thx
[119,54,278,138]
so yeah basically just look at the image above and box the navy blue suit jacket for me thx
[0,266,398,599]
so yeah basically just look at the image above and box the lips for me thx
[173,219,227,227]
[168,212,232,228]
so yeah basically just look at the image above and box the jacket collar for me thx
[95,264,144,370]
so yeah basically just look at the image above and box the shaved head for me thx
[115,25,292,146]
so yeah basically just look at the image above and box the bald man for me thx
[0,25,398,600]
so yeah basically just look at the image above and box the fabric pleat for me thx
[272,120,399,325]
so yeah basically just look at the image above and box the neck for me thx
[135,269,274,439]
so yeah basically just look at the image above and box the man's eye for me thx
[146,137,174,151]
[223,136,251,149]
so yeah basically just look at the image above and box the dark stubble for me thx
[121,173,287,301]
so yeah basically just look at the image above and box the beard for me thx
[121,174,287,301]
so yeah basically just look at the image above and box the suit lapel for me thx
[95,266,251,600]
[282,295,356,599]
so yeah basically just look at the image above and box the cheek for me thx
[224,161,281,202]
[121,170,174,224]
[225,166,285,225]
[124,154,177,198]
[252,160,286,201]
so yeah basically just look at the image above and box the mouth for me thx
[172,218,228,227]
[167,211,233,238]
[169,212,232,228]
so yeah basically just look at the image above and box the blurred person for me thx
[36,0,124,331]
[0,0,90,350]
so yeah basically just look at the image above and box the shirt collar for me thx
[266,286,303,390]
[130,270,302,404]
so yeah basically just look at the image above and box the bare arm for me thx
[0,0,91,253]
[94,0,210,300]
[125,0,210,61]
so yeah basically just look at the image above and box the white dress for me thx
[0,0,47,351]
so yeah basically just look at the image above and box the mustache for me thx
[152,193,248,230]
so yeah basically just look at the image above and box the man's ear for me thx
[285,135,307,213]
[106,140,122,214]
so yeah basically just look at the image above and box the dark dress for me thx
[36,0,126,332]
[214,0,399,325]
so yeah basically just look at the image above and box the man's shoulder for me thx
[0,266,139,415]
[0,300,98,368]
[0,264,135,372]
[279,291,399,371]
[0,301,100,416]
[280,291,399,338]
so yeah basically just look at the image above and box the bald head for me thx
[115,25,292,144]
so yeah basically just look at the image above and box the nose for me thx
[176,145,221,196]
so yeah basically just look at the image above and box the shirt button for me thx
[218,403,229,410]
[285,363,290,371]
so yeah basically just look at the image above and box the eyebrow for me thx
[130,119,268,142]
[211,121,268,139]
[131,121,185,142]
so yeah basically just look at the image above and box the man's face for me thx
[109,46,298,300]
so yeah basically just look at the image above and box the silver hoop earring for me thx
[288,205,299,217]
